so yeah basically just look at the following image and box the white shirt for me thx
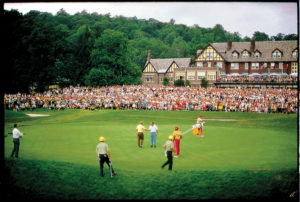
[12,128,23,139]
[149,125,158,133]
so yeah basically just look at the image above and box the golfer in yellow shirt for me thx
[136,121,149,148]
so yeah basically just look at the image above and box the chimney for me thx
[250,40,255,52]
[147,50,151,62]
[227,40,232,51]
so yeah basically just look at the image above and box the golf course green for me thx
[4,109,299,200]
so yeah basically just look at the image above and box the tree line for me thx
[3,9,298,93]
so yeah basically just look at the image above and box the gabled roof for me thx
[145,58,191,74]
[196,44,226,61]
[210,40,298,62]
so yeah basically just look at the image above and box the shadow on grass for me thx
[2,158,299,200]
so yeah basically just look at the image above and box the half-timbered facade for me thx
[142,50,192,85]
[141,40,298,86]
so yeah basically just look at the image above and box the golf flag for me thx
[192,124,199,135]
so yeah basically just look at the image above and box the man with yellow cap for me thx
[96,136,117,177]
[161,135,174,170]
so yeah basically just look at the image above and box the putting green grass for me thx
[4,109,299,200]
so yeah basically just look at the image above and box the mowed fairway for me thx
[4,109,299,200]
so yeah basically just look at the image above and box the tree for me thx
[184,80,191,86]
[89,29,141,86]
[242,36,251,42]
[84,68,114,87]
[3,9,26,93]
[8,10,70,92]
[69,24,95,85]
[169,36,189,57]
[163,77,169,86]
[174,79,185,86]
[252,31,269,41]
[270,33,285,41]
[169,18,175,25]
[201,78,208,88]
[213,24,226,42]
[283,34,298,41]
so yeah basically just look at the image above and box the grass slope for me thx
[3,109,299,200]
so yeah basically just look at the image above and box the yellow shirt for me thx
[197,118,202,124]
[172,131,182,140]
[136,124,146,133]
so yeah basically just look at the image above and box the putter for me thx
[109,161,113,178]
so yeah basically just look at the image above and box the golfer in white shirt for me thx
[148,122,158,148]
[11,123,23,158]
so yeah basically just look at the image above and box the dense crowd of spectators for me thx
[216,75,298,83]
[4,85,298,114]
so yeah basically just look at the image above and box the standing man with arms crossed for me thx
[148,121,158,148]
[136,121,149,148]
[11,123,23,158]
[96,136,117,177]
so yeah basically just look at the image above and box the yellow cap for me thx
[99,136,105,142]
[168,135,174,140]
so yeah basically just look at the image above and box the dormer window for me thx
[254,51,261,58]
[272,50,282,58]
[232,52,238,58]
[292,49,298,58]
[242,50,249,58]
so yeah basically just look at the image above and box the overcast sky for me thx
[4,2,298,38]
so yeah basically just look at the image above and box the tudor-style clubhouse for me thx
[142,40,298,87]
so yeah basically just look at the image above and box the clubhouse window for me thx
[145,75,154,83]
[291,62,298,74]
[197,72,205,80]
[230,63,239,70]
[206,52,214,58]
[242,51,249,58]
[292,50,298,58]
[272,50,282,58]
[254,51,260,58]
[232,52,238,58]
[251,63,259,70]
[187,71,196,80]
[175,72,185,80]
[207,74,216,80]
[271,63,275,69]
[197,62,203,67]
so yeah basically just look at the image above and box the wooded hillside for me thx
[3,9,298,92]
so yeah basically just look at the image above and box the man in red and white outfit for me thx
[196,115,204,137]
[172,126,182,158]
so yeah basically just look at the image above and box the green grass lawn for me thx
[3,109,299,200]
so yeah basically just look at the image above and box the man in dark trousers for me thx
[11,123,23,158]
[161,135,174,171]
[96,136,117,177]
